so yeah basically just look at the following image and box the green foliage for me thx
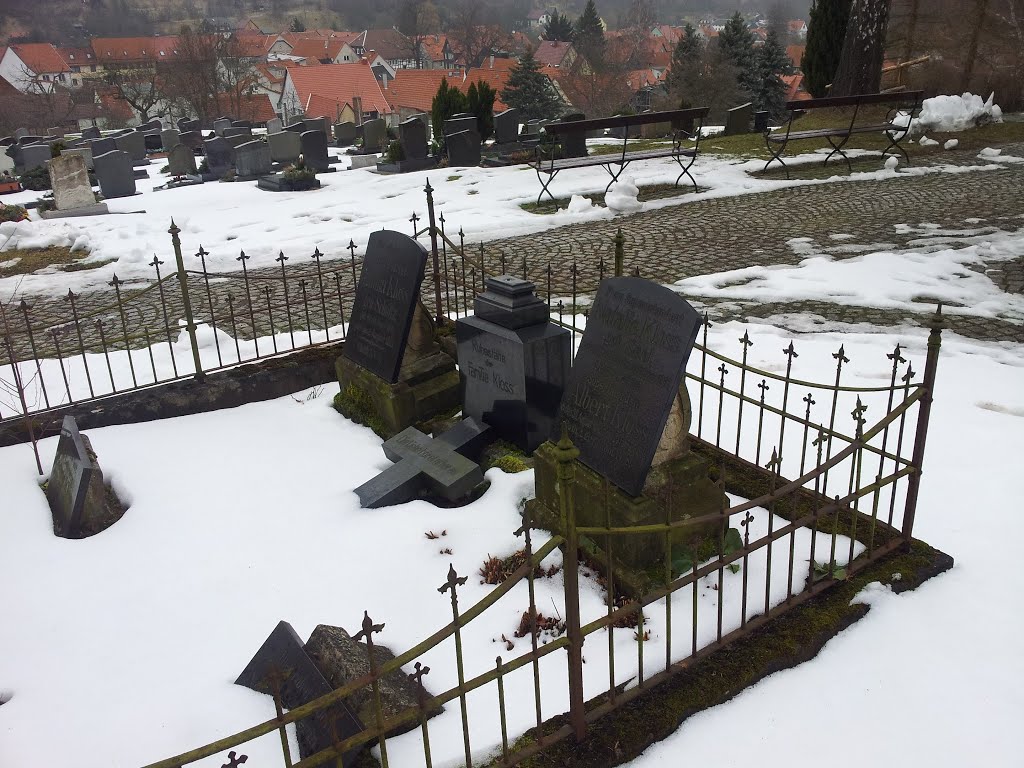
[0,204,29,223]
[18,166,51,191]
[574,0,606,67]
[501,48,562,121]
[333,385,388,439]
[670,527,744,578]
[431,77,469,143]
[282,158,317,188]
[753,29,791,118]
[543,10,574,42]
[50,141,66,158]
[289,17,306,32]
[717,11,757,96]
[385,139,405,163]
[466,80,497,141]
[802,0,852,97]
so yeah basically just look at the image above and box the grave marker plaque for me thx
[20,144,51,172]
[342,230,427,383]
[45,415,122,536]
[81,126,100,140]
[93,150,136,198]
[334,121,357,145]
[203,136,232,177]
[48,154,96,210]
[555,277,701,496]
[724,102,753,136]
[399,116,428,160]
[299,129,329,171]
[268,130,301,164]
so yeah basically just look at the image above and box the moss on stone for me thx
[482,439,532,474]
[333,385,389,439]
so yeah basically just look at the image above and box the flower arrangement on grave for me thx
[0,203,29,222]
[385,139,405,163]
[281,156,317,190]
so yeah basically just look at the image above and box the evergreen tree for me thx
[717,11,756,96]
[501,47,561,120]
[466,79,496,141]
[543,10,574,42]
[666,23,702,98]
[574,0,606,68]
[431,77,468,143]
[802,0,851,97]
[752,29,791,118]
[289,17,305,32]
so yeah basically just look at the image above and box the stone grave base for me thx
[40,202,110,219]
[153,177,203,192]
[256,173,322,192]
[349,154,380,170]
[375,156,439,174]
[528,444,727,597]
[335,351,460,439]
[132,168,149,179]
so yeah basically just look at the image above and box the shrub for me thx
[281,158,317,190]
[0,203,29,223]
[19,166,51,191]
[385,139,405,163]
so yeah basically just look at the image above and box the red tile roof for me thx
[9,43,69,74]
[532,40,573,68]
[92,36,182,64]
[214,93,278,122]
[288,36,349,62]
[349,28,414,61]
[419,35,449,63]
[787,44,806,69]
[285,60,392,116]
[233,33,277,58]
[58,47,96,66]
[781,73,811,101]
[386,68,454,112]
[459,63,515,111]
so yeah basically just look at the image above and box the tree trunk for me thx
[831,0,892,95]
[961,0,990,91]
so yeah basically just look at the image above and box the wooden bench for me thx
[530,107,710,205]
[764,90,923,178]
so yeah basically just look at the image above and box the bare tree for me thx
[105,65,163,122]
[398,0,441,69]
[447,0,509,68]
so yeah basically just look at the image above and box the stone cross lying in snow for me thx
[354,418,491,508]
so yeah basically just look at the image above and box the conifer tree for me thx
[717,11,757,96]
[753,29,791,117]
[431,77,468,143]
[543,10,575,42]
[666,23,702,98]
[574,0,606,67]
[801,0,851,97]
[501,47,561,120]
[466,80,496,141]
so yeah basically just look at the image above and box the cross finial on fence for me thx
[758,379,770,395]
[311,246,322,263]
[197,244,208,259]
[236,250,249,263]
[18,298,30,312]
[803,392,816,409]
[783,341,799,361]
[832,344,850,364]
[702,311,711,330]
[149,255,163,269]
[739,330,752,349]
[901,362,916,384]
[64,288,77,301]
[276,250,288,263]
[887,343,905,364]
[353,610,385,642]
[851,397,868,436]
[765,448,782,472]
[109,274,121,287]
[409,660,430,689]
[424,179,433,195]
[439,564,468,595]
[718,362,729,379]
[221,751,248,768]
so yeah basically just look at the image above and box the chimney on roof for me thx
[353,95,363,124]
[489,54,494,69]
[382,72,388,89]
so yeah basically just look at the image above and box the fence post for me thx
[555,425,587,741]
[614,228,624,277]
[424,180,445,325]
[169,220,205,381]
[902,304,945,545]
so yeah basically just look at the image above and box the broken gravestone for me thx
[45,415,125,537]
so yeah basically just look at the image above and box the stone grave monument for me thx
[334,121,357,146]
[446,130,481,167]
[354,417,490,508]
[81,126,101,140]
[89,136,117,159]
[45,416,124,537]
[560,112,588,158]
[179,118,201,134]
[360,118,387,154]
[236,621,365,765]
[202,136,232,179]
[178,130,204,152]
[167,143,198,177]
[529,277,726,592]
[299,130,330,172]
[42,154,107,218]
[493,108,519,144]
[303,116,328,137]
[335,230,460,437]
[268,130,301,165]
[233,140,272,179]
[444,116,477,140]
[160,128,180,150]
[266,117,283,134]
[114,131,147,164]
[754,110,770,133]
[20,144,51,173]
[456,276,570,452]
[60,145,93,171]
[213,118,232,136]
[231,119,253,129]
[724,102,754,136]
[93,150,136,198]
[378,116,436,173]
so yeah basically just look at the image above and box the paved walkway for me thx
[4,147,1023,360]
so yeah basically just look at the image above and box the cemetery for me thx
[0,91,1021,768]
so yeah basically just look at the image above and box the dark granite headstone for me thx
[234,140,271,177]
[285,121,306,133]
[203,136,232,176]
[266,117,283,134]
[343,230,427,382]
[446,129,481,167]
[560,112,588,158]
[299,130,329,171]
[179,118,201,134]
[223,126,253,139]
[168,143,197,176]
[178,130,204,151]
[724,102,753,136]
[18,135,45,144]
[235,620,364,765]
[399,116,427,160]
[138,118,162,132]
[268,130,301,164]
[89,136,116,157]
[231,119,253,129]
[354,417,490,507]
[754,110,770,133]
[444,116,477,139]
[93,150,136,198]
[361,118,386,153]
[334,121,357,146]
[555,277,702,496]
[223,134,250,150]
[303,116,327,136]
[456,276,571,452]
[45,415,123,537]
[213,118,232,136]
[20,144,51,173]
[160,128,180,150]
[115,130,147,164]
[493,108,519,144]
[81,126,101,140]
[144,134,163,151]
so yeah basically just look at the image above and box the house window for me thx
[90,65,97,72]
[72,65,80,72]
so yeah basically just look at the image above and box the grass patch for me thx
[520,182,699,215]
[590,138,674,156]
[447,174,462,181]
[0,246,108,277]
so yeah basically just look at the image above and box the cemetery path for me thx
[5,151,1023,360]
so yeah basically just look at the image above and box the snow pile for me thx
[884,156,899,170]
[944,139,959,150]
[915,92,1003,133]
[979,147,1002,158]
[918,135,939,147]
[605,175,643,213]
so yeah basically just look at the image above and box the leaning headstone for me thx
[114,131,147,164]
[213,118,232,137]
[47,126,64,137]
[268,130,301,165]
[178,130,204,152]
[399,116,428,160]
[223,134,250,151]
[299,130,330,172]
[360,118,386,154]
[203,136,233,177]
[167,143,198,177]
[89,136,117,157]
[556,277,701,496]
[160,128,180,150]
[179,118,201,134]
[81,126,101,140]
[233,140,272,178]
[61,145,93,171]
[560,112,588,158]
[45,154,106,216]
[334,121,357,146]
[354,418,490,507]
[93,150,136,198]
[493,108,519,144]
[456,276,570,452]
[724,102,754,137]
[446,130,481,167]
[304,624,442,737]
[45,416,124,538]
[266,117,283,134]
[236,621,365,764]
[303,116,327,137]
[20,144,52,173]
